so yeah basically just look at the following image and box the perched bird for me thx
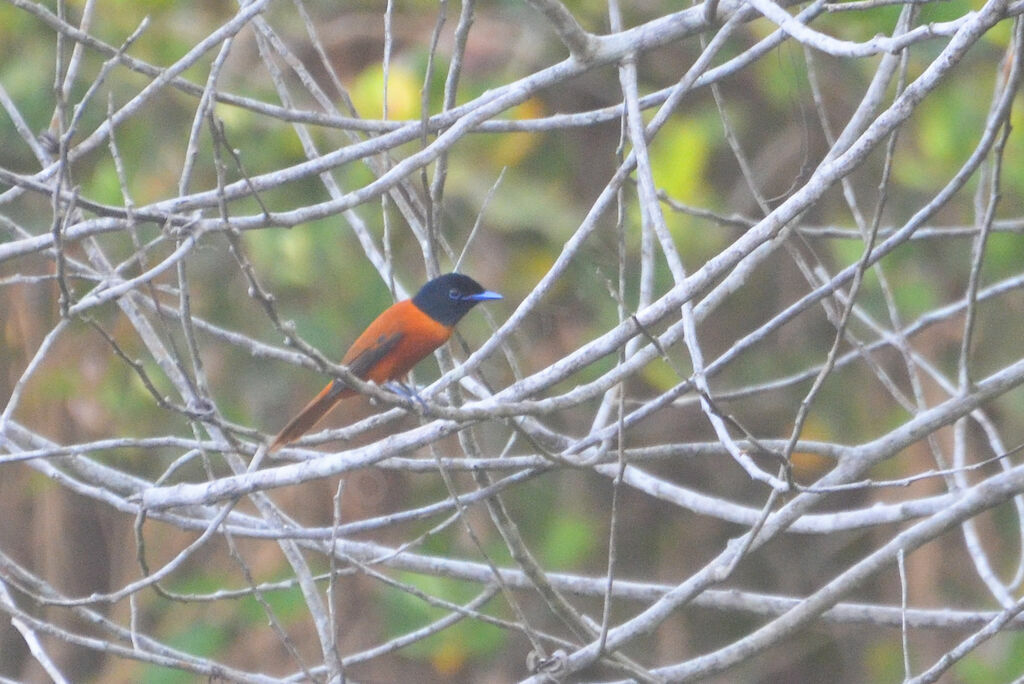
[269,273,501,451]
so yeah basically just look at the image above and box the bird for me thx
[269,272,502,452]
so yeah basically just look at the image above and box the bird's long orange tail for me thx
[269,382,353,452]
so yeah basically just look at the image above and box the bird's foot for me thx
[385,381,429,413]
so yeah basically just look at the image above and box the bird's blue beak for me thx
[464,290,503,302]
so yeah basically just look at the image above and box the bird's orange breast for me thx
[342,299,453,384]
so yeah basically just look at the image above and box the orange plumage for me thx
[269,273,501,452]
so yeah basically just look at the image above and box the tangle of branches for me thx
[2,0,1024,681]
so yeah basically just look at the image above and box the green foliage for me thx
[540,510,600,569]
[957,632,1024,683]
[864,632,906,682]
[649,116,714,206]
[382,574,505,675]
[146,622,228,683]
[983,231,1024,281]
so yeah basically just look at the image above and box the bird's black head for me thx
[412,273,502,327]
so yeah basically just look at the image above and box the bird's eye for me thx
[448,288,460,300]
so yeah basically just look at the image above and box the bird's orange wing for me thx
[343,331,405,383]
[342,299,452,384]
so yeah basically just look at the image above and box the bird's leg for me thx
[385,379,429,413]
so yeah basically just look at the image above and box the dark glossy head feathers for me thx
[412,273,502,326]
